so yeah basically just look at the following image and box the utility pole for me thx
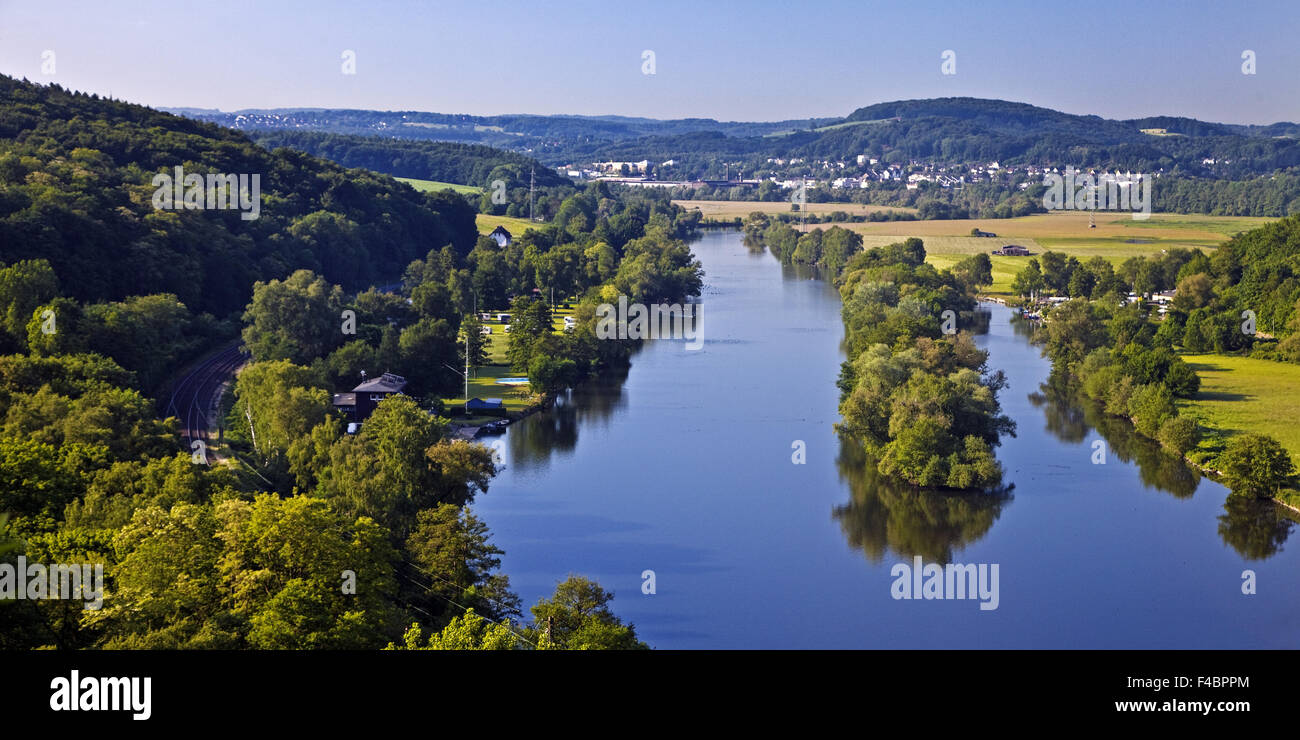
[444,359,468,417]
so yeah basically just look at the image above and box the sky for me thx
[2,0,1299,124]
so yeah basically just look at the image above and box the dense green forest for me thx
[0,76,479,319]
[0,77,702,649]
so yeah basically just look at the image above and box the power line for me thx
[395,570,537,649]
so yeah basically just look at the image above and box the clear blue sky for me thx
[2,0,1298,124]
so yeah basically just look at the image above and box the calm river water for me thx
[475,229,1300,648]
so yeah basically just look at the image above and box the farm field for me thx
[674,199,915,221]
[842,211,1270,250]
[822,211,1275,297]
[395,177,483,195]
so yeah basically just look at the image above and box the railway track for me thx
[164,342,248,465]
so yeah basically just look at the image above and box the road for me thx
[163,342,248,465]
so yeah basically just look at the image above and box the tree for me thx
[1011,259,1045,299]
[528,575,647,650]
[952,253,993,291]
[460,313,490,372]
[388,611,524,650]
[219,495,403,649]
[1218,433,1296,498]
[1043,299,1106,371]
[1173,273,1214,311]
[0,259,59,350]
[398,317,459,396]
[506,296,552,372]
[231,360,331,472]
[528,353,578,395]
[404,504,520,623]
[318,395,446,534]
[1039,252,1073,293]
[241,270,344,364]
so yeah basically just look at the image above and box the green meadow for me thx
[395,177,483,195]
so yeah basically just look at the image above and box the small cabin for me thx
[489,226,512,248]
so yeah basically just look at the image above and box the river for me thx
[474,229,1300,648]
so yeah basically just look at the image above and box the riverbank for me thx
[1021,305,1300,511]
[475,229,1300,648]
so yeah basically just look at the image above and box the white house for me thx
[489,225,512,248]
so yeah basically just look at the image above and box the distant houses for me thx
[333,371,408,427]
[489,225,512,247]
[992,245,1032,256]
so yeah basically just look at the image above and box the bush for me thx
[1217,433,1296,497]
[1127,383,1175,438]
[1157,416,1201,455]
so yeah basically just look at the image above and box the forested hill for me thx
[0,75,478,318]
[166,106,831,154]
[172,97,1300,180]
[800,97,1300,176]
[250,131,570,188]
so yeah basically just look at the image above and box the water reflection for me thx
[833,436,1013,564]
[1028,376,1201,499]
[1218,494,1298,560]
[505,363,631,469]
[1025,343,1296,556]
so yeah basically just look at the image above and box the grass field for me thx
[441,302,578,417]
[443,365,535,417]
[475,303,576,365]
[763,119,887,138]
[674,199,915,221]
[475,213,546,237]
[395,177,483,195]
[1178,353,1300,508]
[1178,354,1300,461]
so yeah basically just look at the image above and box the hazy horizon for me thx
[3,0,1298,126]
